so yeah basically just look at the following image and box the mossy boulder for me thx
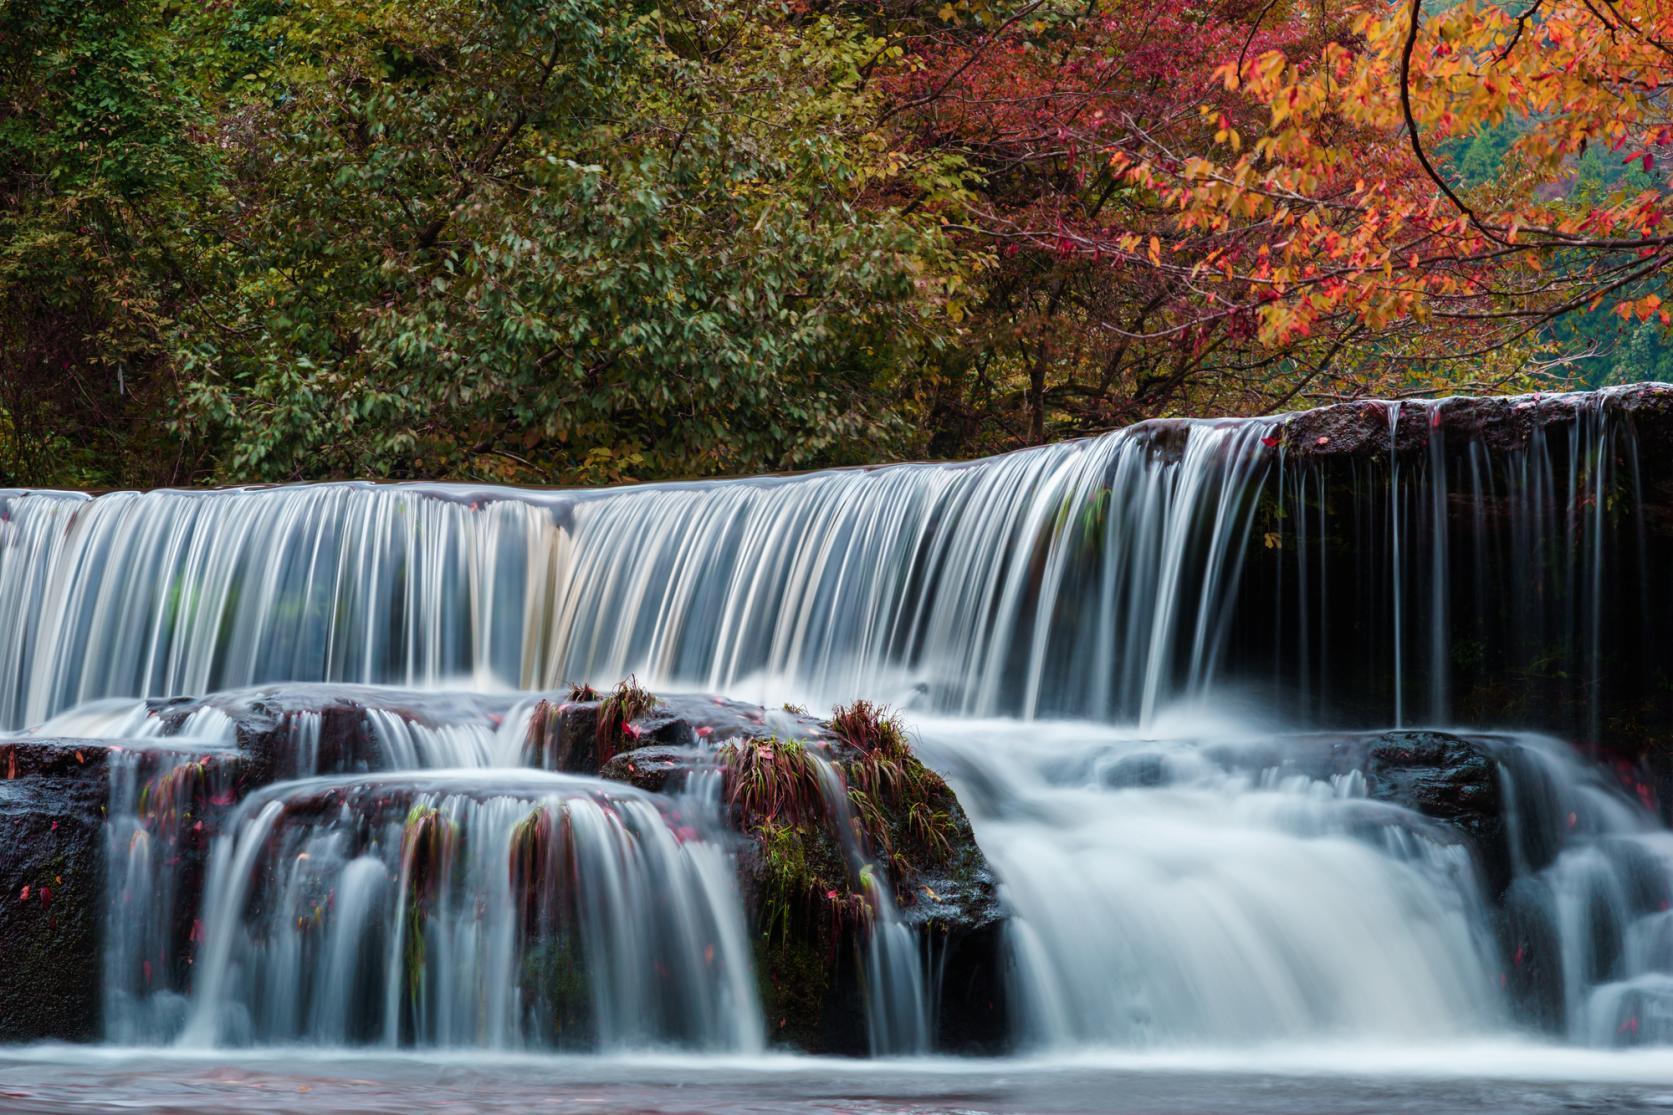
[716,702,1007,1054]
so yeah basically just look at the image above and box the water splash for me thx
[914,718,1498,1048]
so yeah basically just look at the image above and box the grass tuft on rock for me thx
[828,701,956,875]
[596,676,660,756]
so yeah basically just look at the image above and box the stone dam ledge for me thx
[1116,382,1673,487]
[0,685,1592,1051]
[1276,381,1673,460]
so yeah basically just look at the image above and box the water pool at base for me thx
[6,1046,1673,1114]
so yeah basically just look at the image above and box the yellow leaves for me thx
[1147,236,1162,266]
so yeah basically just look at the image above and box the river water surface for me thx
[5,1047,1673,1114]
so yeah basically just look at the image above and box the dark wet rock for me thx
[525,698,611,773]
[1362,731,1504,836]
[718,708,1007,1055]
[0,740,110,1042]
[908,850,1008,1054]
[1340,730,1511,898]
[598,746,716,794]
[526,691,823,776]
[527,694,700,773]
[653,694,828,748]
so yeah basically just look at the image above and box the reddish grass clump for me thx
[719,737,824,827]
[597,676,658,744]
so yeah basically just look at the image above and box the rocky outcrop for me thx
[1354,731,1512,898]
[709,703,1005,1054]
[0,741,109,1042]
[0,684,1009,1054]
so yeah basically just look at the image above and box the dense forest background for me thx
[3,0,1670,488]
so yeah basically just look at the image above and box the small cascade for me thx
[103,744,239,1043]
[32,698,236,746]
[914,719,1499,1047]
[178,774,761,1051]
[30,689,770,1052]
[804,751,931,1056]
[1491,737,1673,1045]
[361,704,538,770]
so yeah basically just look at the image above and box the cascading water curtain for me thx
[2,422,1280,730]
[1248,393,1664,738]
[3,389,1664,740]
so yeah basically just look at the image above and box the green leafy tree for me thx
[170,0,970,483]
[0,0,216,485]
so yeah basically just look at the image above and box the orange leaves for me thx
[1617,295,1668,326]
[886,0,1668,412]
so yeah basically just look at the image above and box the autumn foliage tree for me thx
[884,0,1673,448]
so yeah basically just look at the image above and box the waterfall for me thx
[2,383,1671,1057]
[4,389,1660,736]
[912,718,1500,1047]
[0,488,560,729]
[177,774,761,1051]
[0,421,1278,730]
